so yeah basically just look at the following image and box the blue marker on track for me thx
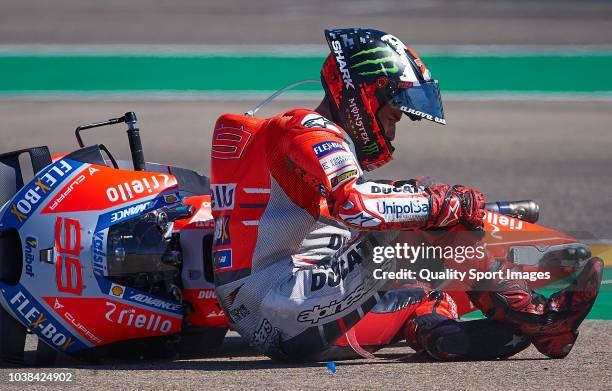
[326,361,337,374]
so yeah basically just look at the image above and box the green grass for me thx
[1,53,611,94]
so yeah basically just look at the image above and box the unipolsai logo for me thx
[211,184,236,211]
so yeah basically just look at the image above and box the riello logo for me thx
[104,301,175,333]
[106,174,171,203]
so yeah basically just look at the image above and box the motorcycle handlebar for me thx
[124,112,146,171]
[485,200,540,223]
[75,111,146,171]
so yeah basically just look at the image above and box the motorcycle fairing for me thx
[0,158,188,352]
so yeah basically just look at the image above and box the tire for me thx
[0,305,27,365]
[35,339,59,366]
[176,327,228,356]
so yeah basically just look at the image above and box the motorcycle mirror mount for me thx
[245,79,320,117]
[75,111,146,171]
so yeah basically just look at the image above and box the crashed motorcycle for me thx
[0,109,597,365]
[0,112,225,365]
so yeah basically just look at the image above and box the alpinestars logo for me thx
[301,114,340,133]
[438,198,460,227]
[342,212,379,227]
[226,283,244,306]
[298,285,365,325]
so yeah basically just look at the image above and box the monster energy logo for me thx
[351,47,400,76]
[362,143,380,155]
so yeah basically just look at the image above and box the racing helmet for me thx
[321,28,446,171]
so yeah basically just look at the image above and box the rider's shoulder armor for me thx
[274,109,346,139]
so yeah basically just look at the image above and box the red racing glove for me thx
[426,184,486,229]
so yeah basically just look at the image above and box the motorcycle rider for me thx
[210,28,602,361]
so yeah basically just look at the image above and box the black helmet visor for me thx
[391,80,446,125]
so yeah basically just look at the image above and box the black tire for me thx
[34,339,59,366]
[0,305,27,365]
[176,327,228,356]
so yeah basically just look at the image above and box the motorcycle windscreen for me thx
[391,80,446,125]
[106,217,174,276]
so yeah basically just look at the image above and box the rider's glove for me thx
[426,184,486,229]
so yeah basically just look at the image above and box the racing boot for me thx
[406,313,531,360]
[530,257,603,358]
[470,257,603,359]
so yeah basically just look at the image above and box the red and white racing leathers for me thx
[210,109,470,360]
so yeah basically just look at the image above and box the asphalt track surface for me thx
[1,100,610,390]
[1,0,612,45]
[0,321,609,390]
[1,99,610,238]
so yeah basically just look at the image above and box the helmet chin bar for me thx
[245,79,321,117]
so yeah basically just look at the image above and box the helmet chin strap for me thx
[245,79,320,117]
